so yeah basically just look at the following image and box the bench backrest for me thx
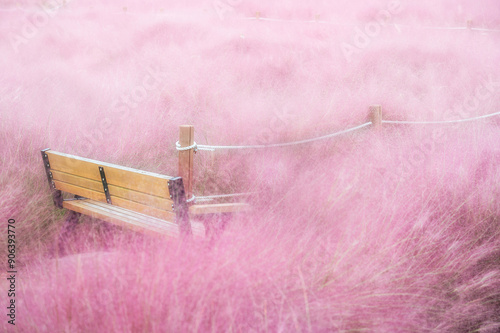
[42,150,179,222]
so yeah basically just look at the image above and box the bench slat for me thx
[47,151,172,199]
[54,180,107,202]
[51,170,103,192]
[108,185,173,212]
[111,196,176,221]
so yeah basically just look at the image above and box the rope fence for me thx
[176,122,372,152]
[381,111,500,125]
[176,109,500,153]
[176,106,500,204]
[241,16,500,33]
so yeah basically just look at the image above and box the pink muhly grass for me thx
[1,0,500,332]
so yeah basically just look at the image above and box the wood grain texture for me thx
[178,125,195,200]
[370,105,382,128]
[46,151,172,198]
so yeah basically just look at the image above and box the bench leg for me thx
[55,210,81,256]
[203,213,232,240]
[168,177,193,238]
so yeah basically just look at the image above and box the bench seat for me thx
[62,199,206,238]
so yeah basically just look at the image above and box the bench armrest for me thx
[189,203,251,215]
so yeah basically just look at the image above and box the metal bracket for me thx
[63,195,88,202]
[41,148,56,190]
[167,177,192,238]
[41,148,63,208]
[99,166,112,204]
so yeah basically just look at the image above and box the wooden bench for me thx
[41,125,249,240]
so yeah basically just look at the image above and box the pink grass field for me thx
[1,0,500,332]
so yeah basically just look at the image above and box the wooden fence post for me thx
[369,105,382,128]
[178,125,194,201]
